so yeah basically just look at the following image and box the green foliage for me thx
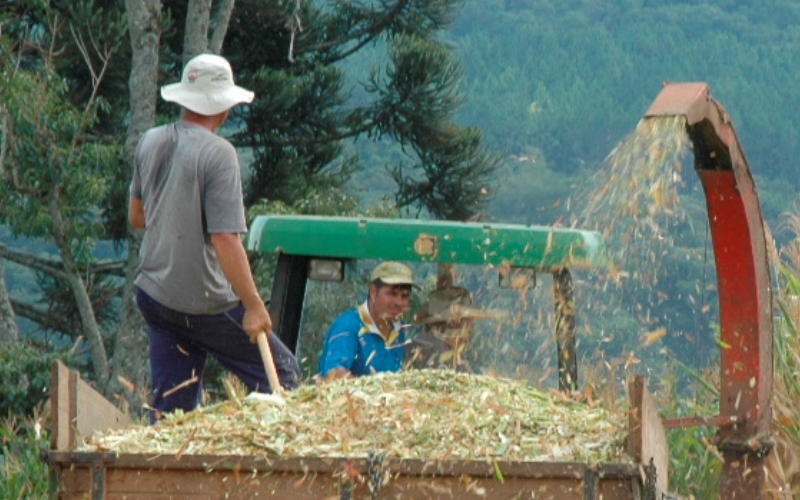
[0,11,124,372]
[0,51,122,247]
[656,364,722,497]
[0,414,50,500]
[453,0,800,215]
[224,0,499,220]
[771,226,800,491]
[665,424,722,497]
[486,155,577,225]
[0,342,74,418]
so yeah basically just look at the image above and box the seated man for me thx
[405,287,490,373]
[318,261,416,379]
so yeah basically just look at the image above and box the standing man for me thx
[318,261,416,379]
[129,53,301,422]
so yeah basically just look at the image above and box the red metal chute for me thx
[645,82,773,499]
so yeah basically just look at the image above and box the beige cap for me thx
[161,54,254,116]
[370,261,416,287]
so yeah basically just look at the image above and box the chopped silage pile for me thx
[80,370,631,464]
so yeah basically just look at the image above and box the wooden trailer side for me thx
[48,363,670,499]
[628,374,669,494]
[50,360,132,451]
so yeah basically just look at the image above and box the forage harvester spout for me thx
[645,82,773,499]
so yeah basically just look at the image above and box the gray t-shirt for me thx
[130,121,247,314]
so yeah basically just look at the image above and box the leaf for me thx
[624,352,641,369]
[492,461,504,483]
[643,327,667,346]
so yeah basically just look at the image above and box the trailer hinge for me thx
[91,461,107,500]
[583,467,597,499]
[339,478,353,500]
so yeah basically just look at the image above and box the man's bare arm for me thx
[129,196,145,229]
[209,232,271,342]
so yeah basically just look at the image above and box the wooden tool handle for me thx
[257,331,283,394]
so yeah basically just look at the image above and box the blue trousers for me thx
[135,287,301,422]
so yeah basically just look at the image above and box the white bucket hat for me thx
[160,54,254,116]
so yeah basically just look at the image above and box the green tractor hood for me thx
[247,215,604,270]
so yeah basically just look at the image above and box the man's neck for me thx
[181,109,225,132]
[368,304,394,337]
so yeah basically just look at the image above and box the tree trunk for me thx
[185,0,236,60]
[209,0,236,55]
[0,258,19,344]
[110,0,164,414]
[48,193,109,381]
[184,0,213,61]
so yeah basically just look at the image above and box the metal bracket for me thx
[643,457,657,500]
[368,450,387,499]
[91,461,106,500]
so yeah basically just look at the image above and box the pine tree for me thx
[219,0,500,220]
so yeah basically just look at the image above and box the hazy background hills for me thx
[364,0,800,230]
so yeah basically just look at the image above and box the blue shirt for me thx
[318,301,407,377]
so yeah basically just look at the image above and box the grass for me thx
[0,410,50,500]
[764,212,800,497]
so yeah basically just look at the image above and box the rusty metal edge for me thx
[46,451,640,480]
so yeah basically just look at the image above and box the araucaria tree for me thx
[214,0,500,220]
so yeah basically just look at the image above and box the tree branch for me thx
[10,297,82,338]
[0,243,126,279]
[305,0,411,65]
[0,243,70,281]
[69,23,113,162]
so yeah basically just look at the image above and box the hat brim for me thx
[375,277,418,287]
[161,83,254,116]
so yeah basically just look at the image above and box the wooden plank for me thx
[627,375,669,494]
[49,457,643,500]
[51,360,75,451]
[50,360,132,451]
[55,469,598,500]
[48,452,641,480]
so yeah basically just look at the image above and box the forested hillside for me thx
[446,0,800,228]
